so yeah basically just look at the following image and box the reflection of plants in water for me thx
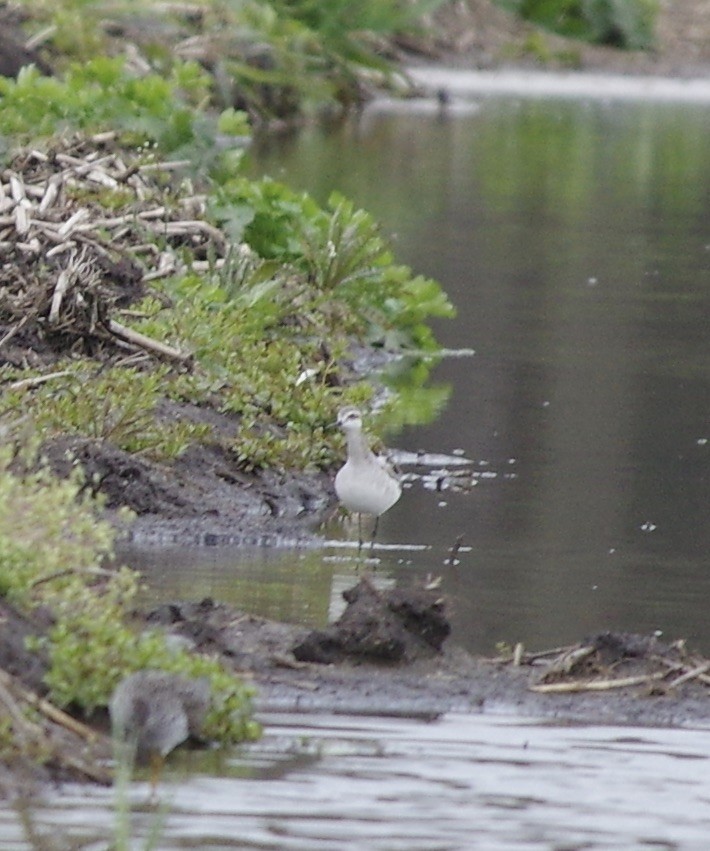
[378,355,453,432]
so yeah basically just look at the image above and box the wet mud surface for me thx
[43,429,333,548]
[3,577,710,799]
[144,580,710,729]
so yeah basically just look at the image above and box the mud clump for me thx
[293,577,451,664]
[144,578,451,670]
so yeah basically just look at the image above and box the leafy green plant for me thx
[0,365,211,459]
[17,0,443,122]
[0,58,217,152]
[44,568,259,742]
[209,179,455,349]
[130,274,371,470]
[0,5,452,474]
[0,445,257,743]
[0,456,115,600]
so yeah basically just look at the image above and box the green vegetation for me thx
[0,0,453,770]
[0,445,258,743]
[0,59,213,149]
[498,0,658,49]
[15,0,444,120]
[265,0,444,103]
[1,365,212,459]
[0,55,453,470]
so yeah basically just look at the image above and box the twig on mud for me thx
[57,208,90,239]
[29,566,114,590]
[106,319,192,365]
[271,653,309,670]
[137,160,192,172]
[654,657,710,688]
[48,269,71,325]
[0,678,44,746]
[0,669,97,744]
[666,662,710,689]
[530,671,668,694]
[0,314,30,349]
[484,643,580,666]
[0,668,111,784]
[523,645,581,662]
[538,645,596,678]
[8,370,72,391]
[444,534,464,565]
[0,137,238,363]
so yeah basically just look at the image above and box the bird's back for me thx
[110,670,210,760]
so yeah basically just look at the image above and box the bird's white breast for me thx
[335,460,401,516]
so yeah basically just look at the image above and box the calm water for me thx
[12,72,710,850]
[132,72,710,658]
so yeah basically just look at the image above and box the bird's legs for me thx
[370,515,380,555]
[354,514,380,563]
[149,752,165,802]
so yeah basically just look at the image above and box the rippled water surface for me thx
[5,712,710,849]
[0,716,710,851]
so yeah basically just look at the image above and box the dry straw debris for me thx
[0,133,232,367]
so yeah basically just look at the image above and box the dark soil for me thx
[143,580,710,728]
[4,574,710,798]
[88,581,710,735]
[42,433,333,547]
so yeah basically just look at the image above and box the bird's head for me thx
[336,406,363,432]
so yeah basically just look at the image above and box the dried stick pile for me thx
[0,133,231,367]
[501,631,710,697]
[0,665,111,792]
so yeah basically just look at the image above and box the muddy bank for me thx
[425,0,710,78]
[2,1,709,553]
[4,577,710,799]
[144,580,710,728]
[43,432,333,548]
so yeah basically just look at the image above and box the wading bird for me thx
[334,406,402,554]
[110,670,210,792]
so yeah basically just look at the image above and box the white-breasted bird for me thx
[334,406,402,552]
